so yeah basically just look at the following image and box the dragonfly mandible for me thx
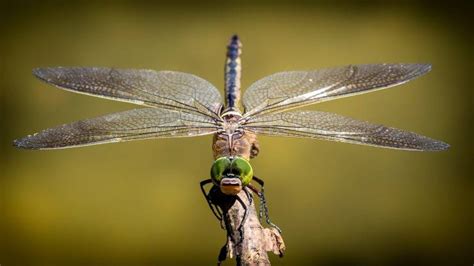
[14,34,449,235]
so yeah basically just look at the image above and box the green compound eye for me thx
[231,157,253,186]
[210,157,231,184]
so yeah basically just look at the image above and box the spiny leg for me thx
[250,182,264,221]
[201,180,231,264]
[252,176,268,221]
[235,193,250,246]
[247,184,264,222]
[217,244,227,266]
[217,220,231,266]
[199,179,222,221]
[218,204,236,265]
[200,179,224,229]
[252,176,282,233]
[243,187,253,208]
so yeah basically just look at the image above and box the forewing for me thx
[243,111,449,151]
[243,64,431,117]
[14,108,219,150]
[34,67,223,117]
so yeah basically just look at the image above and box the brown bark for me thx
[219,189,285,265]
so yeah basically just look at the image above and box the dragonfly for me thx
[14,34,449,238]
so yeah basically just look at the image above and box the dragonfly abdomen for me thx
[224,35,242,111]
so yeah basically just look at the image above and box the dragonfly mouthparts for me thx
[221,177,241,186]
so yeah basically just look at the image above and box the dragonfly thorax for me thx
[219,109,243,134]
[222,120,241,135]
[213,110,259,160]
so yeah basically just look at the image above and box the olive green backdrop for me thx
[0,1,472,265]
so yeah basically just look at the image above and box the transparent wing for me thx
[243,110,449,151]
[242,64,431,117]
[14,108,219,150]
[34,67,223,118]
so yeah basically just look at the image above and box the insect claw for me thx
[217,244,228,265]
[219,218,225,230]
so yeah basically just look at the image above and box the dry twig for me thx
[215,189,285,265]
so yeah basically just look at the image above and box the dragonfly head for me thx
[210,156,253,195]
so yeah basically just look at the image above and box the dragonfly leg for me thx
[251,176,282,233]
[243,186,253,208]
[217,243,228,265]
[246,185,264,221]
[217,203,235,264]
[200,179,224,229]
[234,191,251,247]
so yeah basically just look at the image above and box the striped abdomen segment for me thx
[224,35,242,111]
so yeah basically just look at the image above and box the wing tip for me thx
[413,136,449,152]
[414,63,432,75]
[13,137,40,150]
[13,135,66,150]
[426,140,450,152]
[33,66,71,81]
[393,63,431,77]
[32,67,53,81]
[13,132,55,150]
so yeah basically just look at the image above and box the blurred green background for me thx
[0,1,472,265]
